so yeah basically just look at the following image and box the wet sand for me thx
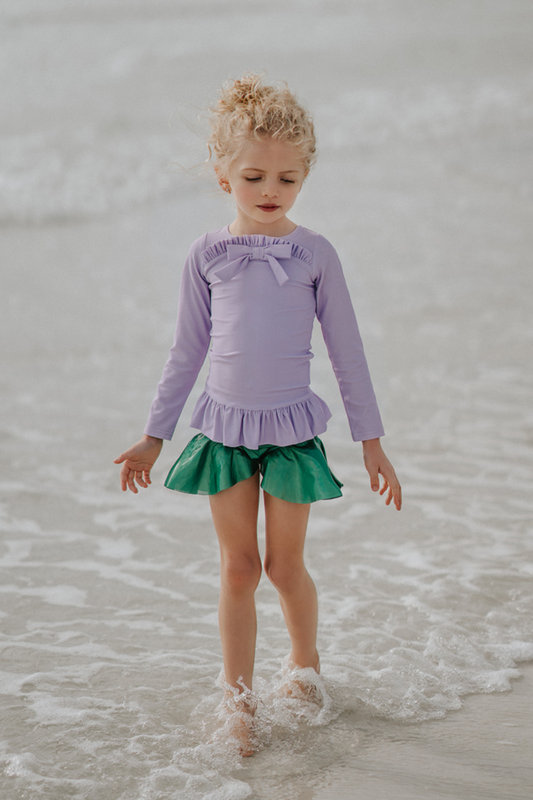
[314,665,533,800]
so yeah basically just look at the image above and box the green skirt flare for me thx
[164,433,343,505]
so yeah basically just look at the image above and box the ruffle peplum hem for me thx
[189,391,333,449]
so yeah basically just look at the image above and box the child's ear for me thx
[215,168,231,194]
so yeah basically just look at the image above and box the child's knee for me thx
[264,558,304,593]
[221,554,262,593]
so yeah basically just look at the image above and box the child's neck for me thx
[228,216,298,238]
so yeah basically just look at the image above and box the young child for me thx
[115,74,401,754]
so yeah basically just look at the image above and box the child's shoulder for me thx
[294,227,342,269]
[291,226,337,253]
[187,226,229,256]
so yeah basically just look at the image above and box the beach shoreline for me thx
[313,663,533,800]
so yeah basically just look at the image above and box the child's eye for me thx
[245,177,262,182]
[281,178,295,184]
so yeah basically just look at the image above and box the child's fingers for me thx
[377,470,402,510]
[364,447,402,510]
[121,463,139,494]
[118,461,154,493]
[368,468,380,492]
[135,471,148,488]
[127,471,139,493]
[391,481,402,510]
[119,463,128,492]
[396,485,402,510]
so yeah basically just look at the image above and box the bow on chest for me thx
[212,243,293,286]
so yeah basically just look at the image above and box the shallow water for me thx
[2,1,533,798]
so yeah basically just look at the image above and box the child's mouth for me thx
[258,204,280,212]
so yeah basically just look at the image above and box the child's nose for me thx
[262,180,279,198]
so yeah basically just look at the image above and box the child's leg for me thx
[209,473,261,691]
[263,493,319,672]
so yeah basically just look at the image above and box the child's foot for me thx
[278,659,323,706]
[222,690,258,757]
[225,709,256,757]
[280,677,322,705]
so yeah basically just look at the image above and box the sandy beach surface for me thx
[2,1,533,798]
[313,665,533,799]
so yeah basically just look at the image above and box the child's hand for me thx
[114,435,163,493]
[362,438,402,510]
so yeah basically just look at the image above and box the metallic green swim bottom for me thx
[164,433,343,504]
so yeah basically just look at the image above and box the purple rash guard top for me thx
[144,225,385,449]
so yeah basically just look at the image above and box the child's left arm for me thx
[362,438,402,510]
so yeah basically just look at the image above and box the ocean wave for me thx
[0,127,183,225]
[318,81,533,147]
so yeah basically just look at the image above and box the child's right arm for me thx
[143,237,212,442]
[114,236,212,494]
[114,435,163,493]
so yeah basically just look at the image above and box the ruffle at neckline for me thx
[202,235,313,267]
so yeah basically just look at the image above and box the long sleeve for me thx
[144,237,212,440]
[314,235,385,442]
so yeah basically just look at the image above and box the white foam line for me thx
[0,584,87,607]
[58,559,189,601]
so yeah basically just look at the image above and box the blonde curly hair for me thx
[207,74,316,180]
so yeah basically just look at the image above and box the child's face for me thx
[220,138,307,236]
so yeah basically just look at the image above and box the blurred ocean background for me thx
[1,1,533,798]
